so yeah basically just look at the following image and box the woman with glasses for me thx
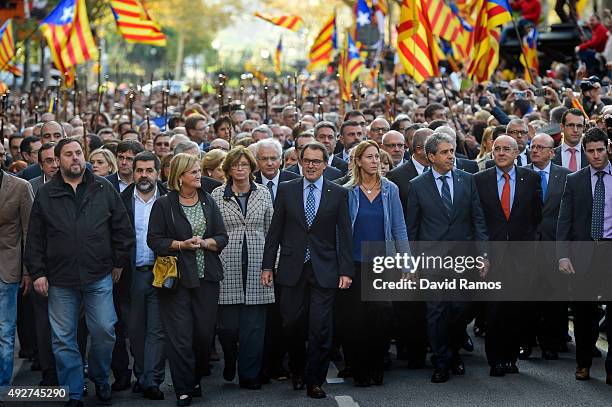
[211,146,274,390]
[339,140,410,387]
[153,133,172,159]
[148,153,228,405]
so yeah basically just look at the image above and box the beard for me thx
[62,162,85,179]
[136,178,155,193]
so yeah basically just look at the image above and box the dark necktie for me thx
[591,171,606,240]
[267,180,275,201]
[439,175,453,214]
[517,155,523,166]
[539,171,548,203]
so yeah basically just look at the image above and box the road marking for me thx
[326,361,344,384]
[335,395,360,407]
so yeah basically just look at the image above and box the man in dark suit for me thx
[262,142,353,399]
[552,108,588,171]
[474,135,542,377]
[406,132,489,383]
[334,121,363,162]
[253,138,300,195]
[523,134,572,361]
[119,152,167,400]
[286,133,342,181]
[386,127,432,367]
[106,140,144,193]
[104,140,144,390]
[557,127,612,384]
[314,122,348,175]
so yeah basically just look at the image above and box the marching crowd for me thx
[1,60,612,407]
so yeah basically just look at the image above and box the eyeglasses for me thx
[564,123,585,130]
[371,127,390,133]
[302,159,324,167]
[530,145,553,152]
[155,142,170,147]
[383,143,405,149]
[507,130,528,137]
[231,162,250,169]
[493,146,518,153]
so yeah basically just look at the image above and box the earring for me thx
[179,179,183,188]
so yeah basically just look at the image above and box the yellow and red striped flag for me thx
[0,19,21,76]
[519,27,538,83]
[396,0,440,84]
[274,37,282,75]
[255,12,303,32]
[338,33,363,102]
[110,0,167,46]
[467,0,511,82]
[307,14,336,72]
[39,0,98,86]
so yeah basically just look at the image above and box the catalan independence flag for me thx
[110,0,167,46]
[396,0,440,83]
[307,14,336,72]
[39,0,98,86]
[274,37,282,75]
[486,0,513,28]
[519,27,538,83]
[0,19,21,76]
[339,33,363,102]
[255,12,303,32]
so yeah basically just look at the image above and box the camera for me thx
[533,88,547,97]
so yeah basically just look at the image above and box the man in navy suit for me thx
[475,135,542,377]
[406,132,489,383]
[552,108,588,171]
[106,141,144,193]
[314,122,348,175]
[253,138,300,202]
[262,142,353,399]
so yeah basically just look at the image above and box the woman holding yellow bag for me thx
[147,153,228,406]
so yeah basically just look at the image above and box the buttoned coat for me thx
[212,182,274,305]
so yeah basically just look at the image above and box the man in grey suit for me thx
[522,133,572,361]
[406,133,489,383]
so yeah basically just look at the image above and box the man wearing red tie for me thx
[474,135,542,377]
[553,108,588,171]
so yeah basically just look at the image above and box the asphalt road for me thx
[8,329,611,407]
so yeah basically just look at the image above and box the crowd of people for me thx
[2,29,612,406]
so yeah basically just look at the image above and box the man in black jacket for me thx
[120,152,167,400]
[25,139,134,407]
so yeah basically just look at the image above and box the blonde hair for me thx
[478,126,494,159]
[201,149,227,177]
[221,145,257,182]
[168,153,200,191]
[347,140,382,188]
[89,148,118,174]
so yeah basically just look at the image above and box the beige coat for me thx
[0,171,34,283]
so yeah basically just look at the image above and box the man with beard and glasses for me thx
[119,151,167,400]
[25,138,133,407]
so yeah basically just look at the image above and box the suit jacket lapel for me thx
[512,167,525,214]
[450,171,464,220]
[544,164,561,207]
[584,169,593,220]
[295,179,308,229]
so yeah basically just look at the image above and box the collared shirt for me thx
[296,163,303,176]
[561,143,582,169]
[496,165,516,209]
[118,177,130,193]
[412,156,427,175]
[590,162,612,238]
[533,161,551,185]
[303,176,324,216]
[260,171,280,200]
[431,167,454,203]
[517,150,529,166]
[341,150,350,162]
[327,155,335,166]
[134,186,158,267]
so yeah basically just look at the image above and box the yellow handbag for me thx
[152,206,180,290]
[152,255,179,289]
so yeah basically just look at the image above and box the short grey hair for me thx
[174,140,200,154]
[433,125,456,139]
[241,119,259,131]
[424,132,454,156]
[254,138,283,158]
[283,146,296,161]
[251,124,273,139]
[234,132,251,142]
[506,118,527,132]
[169,134,189,145]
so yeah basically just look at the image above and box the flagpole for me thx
[511,20,535,84]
